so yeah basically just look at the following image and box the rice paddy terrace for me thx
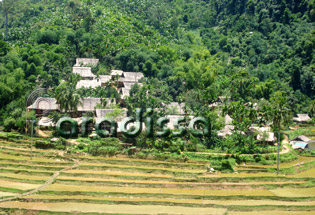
[0,133,315,215]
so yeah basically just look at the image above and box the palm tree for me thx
[269,91,291,175]
[55,74,82,115]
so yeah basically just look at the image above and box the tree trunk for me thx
[5,12,8,40]
[277,126,280,175]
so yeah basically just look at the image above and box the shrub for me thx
[238,154,255,163]
[87,138,122,157]
[220,158,236,172]
[3,117,16,132]
[35,140,55,149]
[34,138,66,150]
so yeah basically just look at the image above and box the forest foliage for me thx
[0,0,314,137]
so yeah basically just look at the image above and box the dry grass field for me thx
[0,133,314,215]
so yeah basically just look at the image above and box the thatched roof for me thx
[290,135,311,143]
[77,98,101,112]
[75,58,99,67]
[76,80,101,89]
[73,67,95,78]
[98,75,111,83]
[118,72,144,82]
[110,70,124,77]
[27,97,59,110]
[293,114,312,122]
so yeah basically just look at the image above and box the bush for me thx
[35,140,55,149]
[87,138,122,157]
[220,158,236,172]
[96,146,120,157]
[34,138,66,150]
[3,110,36,133]
[238,154,255,163]
[298,150,315,156]
[3,117,16,132]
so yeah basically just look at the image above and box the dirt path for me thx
[0,158,80,203]
[280,135,290,154]
[37,129,49,138]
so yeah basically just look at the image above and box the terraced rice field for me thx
[0,135,315,214]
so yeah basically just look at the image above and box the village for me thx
[1,0,315,213]
[26,58,315,152]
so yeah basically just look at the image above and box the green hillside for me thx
[0,0,314,129]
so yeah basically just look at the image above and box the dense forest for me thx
[0,0,314,140]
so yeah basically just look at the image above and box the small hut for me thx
[290,135,311,150]
[293,114,312,123]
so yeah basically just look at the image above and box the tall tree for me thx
[269,91,291,175]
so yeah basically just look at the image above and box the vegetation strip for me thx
[79,162,205,174]
[24,194,315,206]
[42,183,276,196]
[55,176,307,190]
[78,157,206,169]
[36,190,315,201]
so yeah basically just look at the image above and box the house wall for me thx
[308,142,315,150]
